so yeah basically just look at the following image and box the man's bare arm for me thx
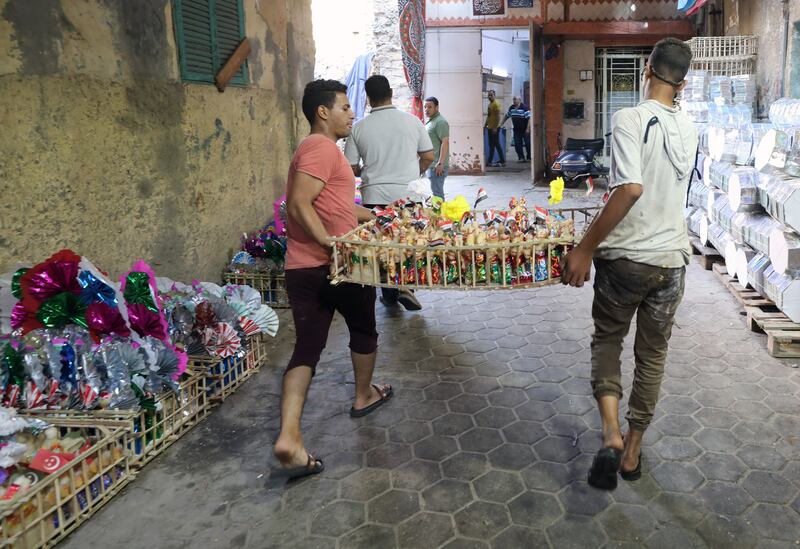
[286,171,329,248]
[354,204,375,223]
[561,184,643,287]
[435,138,449,176]
[419,150,435,174]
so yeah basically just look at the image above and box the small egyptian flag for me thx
[474,187,488,209]
[586,176,594,196]
[437,220,453,233]
[534,206,549,220]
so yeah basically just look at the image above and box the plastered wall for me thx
[0,0,314,281]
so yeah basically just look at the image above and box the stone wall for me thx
[0,0,314,282]
[312,0,412,114]
[736,0,800,116]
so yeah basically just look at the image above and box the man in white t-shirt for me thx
[562,38,699,491]
[345,75,434,310]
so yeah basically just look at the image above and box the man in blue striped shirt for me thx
[501,96,531,162]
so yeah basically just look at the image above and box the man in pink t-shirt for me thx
[274,80,394,480]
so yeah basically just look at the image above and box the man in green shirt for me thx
[484,90,505,167]
[424,96,450,199]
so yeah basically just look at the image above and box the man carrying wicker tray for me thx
[562,38,699,491]
[273,80,394,480]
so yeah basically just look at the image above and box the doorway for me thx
[481,28,531,170]
[594,48,651,159]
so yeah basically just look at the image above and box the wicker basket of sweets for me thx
[330,200,601,290]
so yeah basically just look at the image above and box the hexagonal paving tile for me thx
[366,442,412,469]
[414,435,459,461]
[422,478,474,512]
[693,407,738,429]
[433,413,475,437]
[397,512,455,549]
[503,420,547,446]
[368,489,420,524]
[742,471,797,504]
[695,452,749,482]
[462,376,501,395]
[341,468,391,501]
[520,461,572,493]
[310,500,365,537]
[694,428,741,453]
[425,381,464,401]
[442,451,489,481]
[487,388,528,408]
[389,420,433,444]
[474,407,517,429]
[488,443,535,470]
[559,481,612,516]
[498,372,537,388]
[698,480,755,515]
[407,400,448,421]
[449,394,490,414]
[490,525,548,548]
[354,426,388,451]
[515,400,557,422]
[432,343,466,357]
[653,436,703,461]
[651,414,701,437]
[546,514,608,549]
[453,352,488,367]
[507,491,562,528]
[696,514,759,548]
[458,427,504,453]
[649,492,708,527]
[518,343,552,358]
[473,470,524,503]
[474,362,513,377]
[598,503,659,543]
[733,421,781,446]
[392,459,442,491]
[525,383,565,402]
[544,415,589,438]
[454,501,510,539]
[658,395,702,415]
[533,436,581,463]
[551,395,594,416]
[438,366,477,383]
[737,444,788,471]
[646,452,706,490]
[442,539,489,549]
[507,357,546,373]
[745,503,800,542]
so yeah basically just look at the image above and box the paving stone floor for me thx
[61,176,800,548]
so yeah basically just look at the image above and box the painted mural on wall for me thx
[400,0,426,119]
[472,0,504,16]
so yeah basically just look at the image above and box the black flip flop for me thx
[620,457,642,481]
[587,447,622,490]
[350,384,393,418]
[273,453,324,481]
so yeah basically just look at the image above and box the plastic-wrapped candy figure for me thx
[534,250,549,281]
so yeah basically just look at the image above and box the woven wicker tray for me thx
[329,207,601,290]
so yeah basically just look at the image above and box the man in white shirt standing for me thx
[345,75,434,310]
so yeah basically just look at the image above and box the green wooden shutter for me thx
[214,0,247,85]
[173,0,248,86]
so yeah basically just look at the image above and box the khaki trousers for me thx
[591,258,686,431]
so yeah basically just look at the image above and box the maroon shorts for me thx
[285,266,378,375]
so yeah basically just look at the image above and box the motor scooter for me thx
[550,133,610,189]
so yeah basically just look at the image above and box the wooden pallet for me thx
[708,264,800,359]
[711,263,774,307]
[690,237,723,270]
[745,306,800,358]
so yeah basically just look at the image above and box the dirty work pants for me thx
[590,258,685,432]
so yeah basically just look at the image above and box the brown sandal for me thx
[350,384,393,418]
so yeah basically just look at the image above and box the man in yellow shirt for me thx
[484,90,505,167]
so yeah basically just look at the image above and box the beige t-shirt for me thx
[595,100,699,268]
